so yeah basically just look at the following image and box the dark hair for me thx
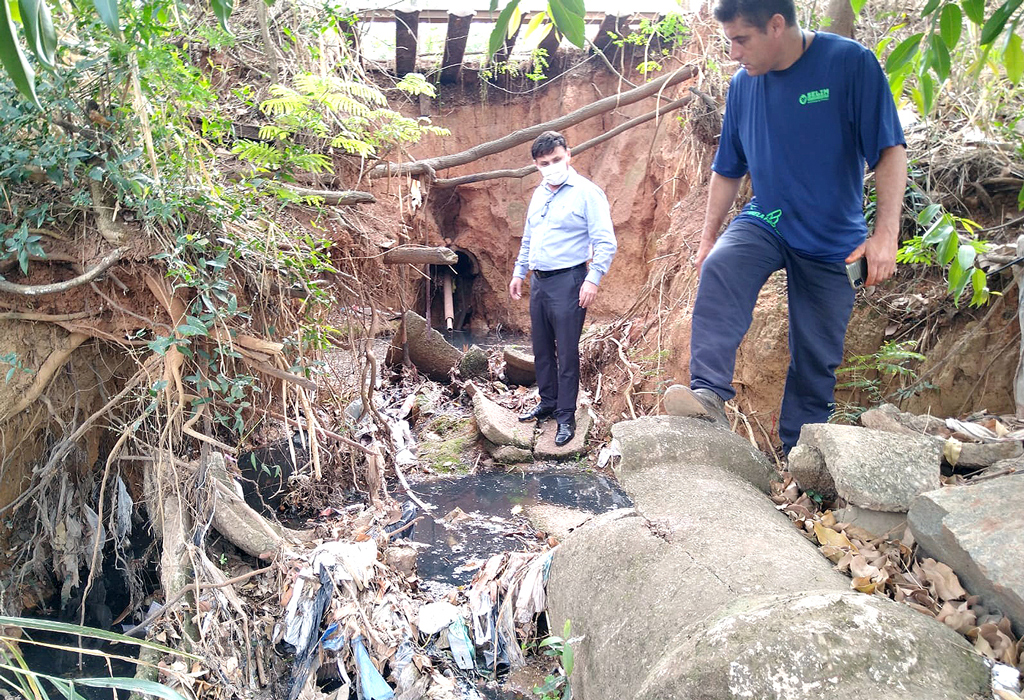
[713,0,797,29]
[531,131,568,160]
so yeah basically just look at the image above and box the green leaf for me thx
[562,641,574,677]
[981,0,1023,46]
[961,0,985,24]
[1004,32,1024,84]
[211,0,233,33]
[939,227,958,264]
[851,0,867,14]
[940,4,963,48]
[1018,182,1024,211]
[929,33,951,81]
[917,203,943,225]
[886,33,924,73]
[0,0,41,108]
[18,0,57,70]
[547,0,585,49]
[956,243,976,270]
[523,9,547,39]
[0,616,200,659]
[918,70,935,112]
[487,0,520,59]
[921,0,942,16]
[91,0,119,34]
[970,268,989,306]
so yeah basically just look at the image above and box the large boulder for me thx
[637,591,989,700]
[391,311,463,382]
[547,416,991,700]
[909,475,1024,636]
[798,423,941,511]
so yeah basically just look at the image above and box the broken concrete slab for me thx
[481,438,532,464]
[787,443,837,501]
[524,503,592,541]
[953,439,1024,468]
[612,416,775,493]
[503,346,536,386]
[909,475,1024,636]
[636,590,990,700]
[391,311,463,382]
[798,423,941,511]
[466,383,532,450]
[833,504,907,539]
[533,404,592,460]
[547,416,991,700]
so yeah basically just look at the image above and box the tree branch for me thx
[368,65,698,180]
[0,247,128,296]
[434,95,694,188]
[283,186,376,205]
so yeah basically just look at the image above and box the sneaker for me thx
[664,385,728,426]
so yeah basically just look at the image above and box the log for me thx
[368,64,697,179]
[283,186,375,205]
[434,94,693,188]
[1014,233,1024,418]
[440,11,474,84]
[395,10,419,76]
[382,246,458,265]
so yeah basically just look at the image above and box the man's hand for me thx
[579,281,598,308]
[845,231,898,287]
[509,277,523,300]
[693,236,716,277]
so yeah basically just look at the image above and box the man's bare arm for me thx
[846,145,907,286]
[695,172,743,274]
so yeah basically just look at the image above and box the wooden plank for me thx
[440,11,475,84]
[382,246,459,265]
[395,10,419,76]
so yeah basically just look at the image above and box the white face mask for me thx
[538,159,570,187]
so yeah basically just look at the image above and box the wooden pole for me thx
[443,273,454,331]
[1014,233,1024,417]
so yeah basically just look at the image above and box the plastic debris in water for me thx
[447,618,476,670]
[352,635,395,700]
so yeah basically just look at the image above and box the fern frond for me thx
[231,140,284,169]
[330,137,376,157]
[262,86,309,116]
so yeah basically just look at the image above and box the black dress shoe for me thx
[519,405,555,422]
[554,422,575,447]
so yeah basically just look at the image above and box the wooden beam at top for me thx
[359,9,659,23]
[439,11,475,83]
[395,10,419,76]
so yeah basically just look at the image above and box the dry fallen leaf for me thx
[937,601,977,634]
[918,558,967,602]
[813,522,857,551]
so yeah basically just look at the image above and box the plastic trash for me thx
[384,500,419,540]
[447,619,476,671]
[392,637,419,692]
[417,601,462,635]
[352,634,395,700]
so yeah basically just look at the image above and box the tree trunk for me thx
[825,0,856,39]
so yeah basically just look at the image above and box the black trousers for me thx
[529,265,587,423]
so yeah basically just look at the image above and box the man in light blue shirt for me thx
[509,131,617,447]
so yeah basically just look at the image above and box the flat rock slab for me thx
[637,591,989,700]
[524,503,592,541]
[612,416,775,494]
[482,438,532,464]
[503,346,536,386]
[833,504,907,539]
[470,389,532,450]
[395,310,463,382]
[909,475,1024,636]
[798,423,941,511]
[534,404,592,459]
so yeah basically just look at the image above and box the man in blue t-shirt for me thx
[665,0,907,454]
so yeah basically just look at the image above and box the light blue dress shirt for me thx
[513,168,617,287]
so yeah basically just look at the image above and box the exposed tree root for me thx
[0,247,128,296]
[0,332,89,422]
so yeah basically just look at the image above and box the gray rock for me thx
[469,387,532,450]
[458,344,489,380]
[547,416,990,700]
[503,346,536,386]
[393,311,463,382]
[533,404,593,460]
[787,443,837,501]
[636,591,990,700]
[612,416,775,493]
[833,504,907,539]
[482,438,533,464]
[909,476,1024,636]
[955,439,1024,468]
[798,423,941,511]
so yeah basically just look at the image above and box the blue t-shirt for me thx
[712,32,906,261]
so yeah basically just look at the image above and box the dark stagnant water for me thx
[401,468,632,588]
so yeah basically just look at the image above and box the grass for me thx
[419,415,476,474]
